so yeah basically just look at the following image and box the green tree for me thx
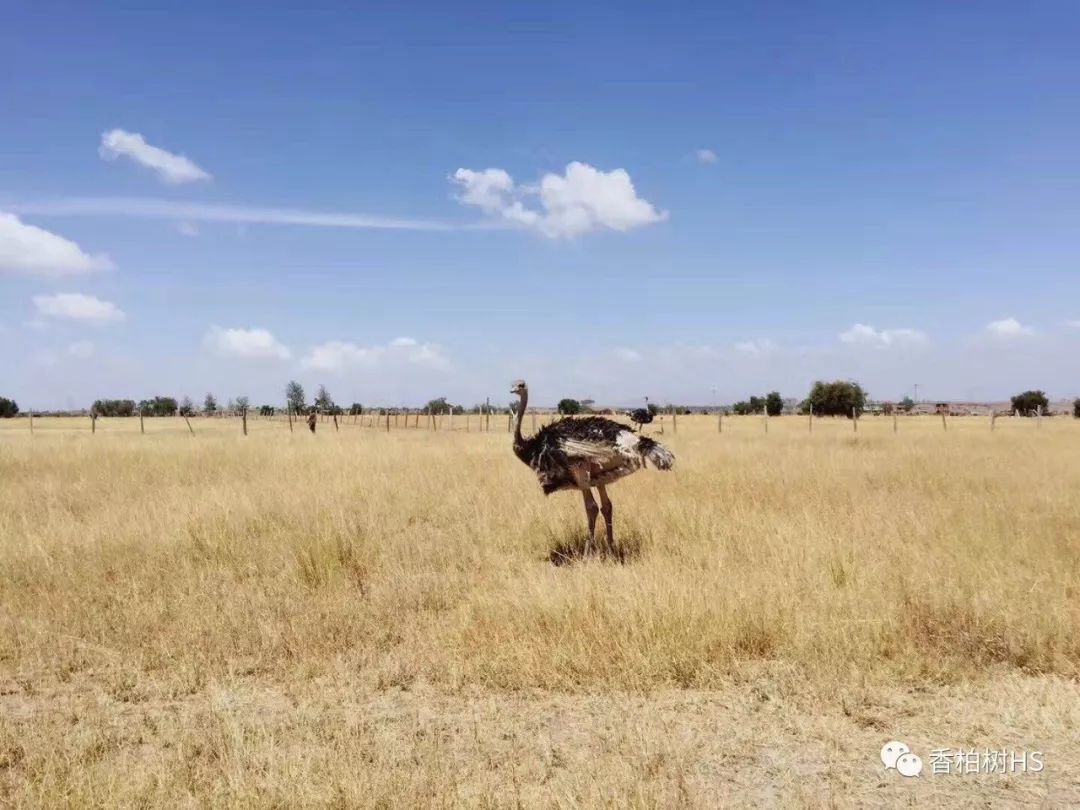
[348,403,363,416]
[313,384,334,413]
[426,397,454,415]
[91,399,136,417]
[1073,398,1080,419]
[732,401,752,415]
[203,392,218,414]
[557,398,582,415]
[286,381,306,414]
[0,397,19,418]
[646,402,659,416]
[178,396,195,417]
[765,391,783,416]
[1010,390,1048,417]
[899,396,915,413]
[235,396,250,414]
[802,380,867,418]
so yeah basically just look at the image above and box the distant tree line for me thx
[0,397,18,418]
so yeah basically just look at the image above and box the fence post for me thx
[991,412,997,431]
[184,414,195,435]
[486,398,491,432]
[809,403,813,433]
[507,411,511,432]
[717,411,722,433]
[941,410,947,431]
[1038,405,1043,428]
[91,413,96,434]
[29,409,33,434]
[893,412,898,434]
[763,409,768,433]
[140,412,145,434]
[243,409,248,436]
[386,409,390,433]
[332,413,338,432]
[852,407,858,432]
[672,407,677,433]
[288,405,294,432]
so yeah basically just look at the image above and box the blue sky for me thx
[3,1,1079,409]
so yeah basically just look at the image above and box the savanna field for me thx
[2,413,1079,807]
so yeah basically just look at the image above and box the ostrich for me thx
[625,408,654,431]
[510,380,674,555]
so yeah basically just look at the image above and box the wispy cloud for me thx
[204,326,291,360]
[452,161,667,238]
[99,129,211,184]
[10,198,461,232]
[985,317,1034,338]
[839,323,927,347]
[302,337,451,373]
[734,338,777,357]
[67,340,94,358]
[695,148,718,164]
[0,212,112,277]
[33,293,125,323]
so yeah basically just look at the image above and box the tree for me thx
[747,395,766,414]
[732,401,752,415]
[557,398,582,415]
[0,397,18,418]
[1074,399,1080,419]
[1011,390,1049,417]
[235,396,250,414]
[426,397,453,415]
[349,403,363,416]
[881,401,895,416]
[179,396,195,417]
[899,396,915,413]
[313,384,334,413]
[765,392,783,416]
[646,403,659,416]
[801,380,867,418]
[203,393,218,414]
[286,381,306,414]
[91,399,136,417]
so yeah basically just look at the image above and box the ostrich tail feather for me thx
[637,437,675,470]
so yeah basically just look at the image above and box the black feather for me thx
[514,416,635,494]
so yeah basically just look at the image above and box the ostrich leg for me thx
[573,468,599,556]
[597,485,614,552]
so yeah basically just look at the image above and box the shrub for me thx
[557,398,582,415]
[0,397,18,418]
[1010,390,1048,417]
[802,380,867,418]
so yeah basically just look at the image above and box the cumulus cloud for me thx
[302,337,451,373]
[204,326,291,359]
[67,340,94,358]
[452,161,667,238]
[33,293,125,323]
[0,212,112,277]
[99,129,211,184]
[839,323,927,347]
[695,148,718,164]
[734,338,777,357]
[985,317,1034,338]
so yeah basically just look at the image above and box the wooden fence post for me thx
[893,412,898,434]
[991,412,997,431]
[288,405,294,432]
[140,412,145,434]
[1038,405,1043,428]
[763,410,768,433]
[718,411,722,433]
[243,409,248,436]
[386,409,390,432]
[332,413,338,432]
[29,409,33,434]
[941,410,947,431]
[184,414,195,435]
[809,403,813,433]
[91,413,96,434]
[485,398,491,432]
[852,407,858,432]
[672,407,677,433]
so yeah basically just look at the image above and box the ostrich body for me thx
[625,408,654,431]
[510,380,674,554]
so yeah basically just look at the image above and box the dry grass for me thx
[2,413,1080,806]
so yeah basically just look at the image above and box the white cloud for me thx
[839,323,927,347]
[695,148,718,164]
[734,338,777,356]
[985,317,1034,338]
[204,326,291,360]
[99,129,211,184]
[302,337,451,373]
[176,221,199,237]
[67,340,94,358]
[613,347,641,362]
[1062,319,1080,329]
[33,293,125,323]
[452,161,667,238]
[12,198,457,232]
[0,212,112,277]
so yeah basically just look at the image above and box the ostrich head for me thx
[510,379,527,397]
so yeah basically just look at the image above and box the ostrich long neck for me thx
[513,388,528,450]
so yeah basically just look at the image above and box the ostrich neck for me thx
[513,389,528,450]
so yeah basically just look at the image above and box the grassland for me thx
[2,413,1079,807]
